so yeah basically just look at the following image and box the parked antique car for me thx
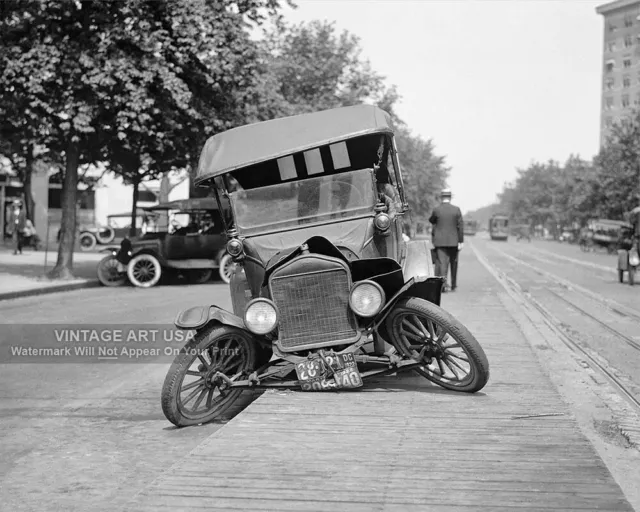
[61,211,146,251]
[489,214,509,241]
[579,219,631,254]
[96,198,234,288]
[160,105,490,427]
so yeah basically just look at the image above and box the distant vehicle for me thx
[61,211,147,251]
[579,219,631,254]
[489,215,509,241]
[463,220,477,236]
[511,224,531,242]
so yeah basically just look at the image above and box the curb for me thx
[0,279,101,302]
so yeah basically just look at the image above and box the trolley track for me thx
[488,243,640,323]
[473,241,640,420]
[546,288,640,353]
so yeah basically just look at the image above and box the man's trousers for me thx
[434,246,459,289]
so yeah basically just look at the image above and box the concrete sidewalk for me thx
[0,246,103,300]
[129,250,635,511]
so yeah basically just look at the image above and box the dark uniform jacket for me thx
[429,202,464,247]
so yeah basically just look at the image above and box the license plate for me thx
[296,352,363,391]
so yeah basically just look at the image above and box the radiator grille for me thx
[270,268,356,350]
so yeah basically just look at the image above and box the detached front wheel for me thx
[161,325,257,427]
[386,298,490,392]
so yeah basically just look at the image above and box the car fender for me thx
[402,240,435,280]
[174,305,246,331]
[100,247,120,255]
[372,275,445,328]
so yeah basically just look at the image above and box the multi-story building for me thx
[597,0,640,145]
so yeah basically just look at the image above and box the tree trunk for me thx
[47,141,79,280]
[23,145,35,224]
[159,174,170,203]
[130,178,139,237]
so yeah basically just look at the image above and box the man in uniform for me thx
[429,189,464,292]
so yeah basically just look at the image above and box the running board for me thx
[166,259,218,269]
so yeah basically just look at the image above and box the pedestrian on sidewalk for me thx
[429,189,464,292]
[7,199,27,255]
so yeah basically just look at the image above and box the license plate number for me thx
[296,352,362,391]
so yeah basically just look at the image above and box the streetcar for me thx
[489,214,509,241]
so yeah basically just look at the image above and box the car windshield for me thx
[229,168,377,234]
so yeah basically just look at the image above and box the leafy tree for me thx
[0,0,291,277]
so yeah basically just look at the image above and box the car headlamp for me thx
[226,238,244,258]
[349,280,385,318]
[374,212,391,232]
[244,299,279,335]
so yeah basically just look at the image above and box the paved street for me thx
[0,281,260,512]
[0,239,639,511]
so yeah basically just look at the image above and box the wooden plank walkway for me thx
[130,251,635,511]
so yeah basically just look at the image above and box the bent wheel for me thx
[218,253,235,284]
[127,254,162,288]
[79,232,97,251]
[386,297,490,392]
[161,325,257,427]
[188,269,213,284]
[97,255,127,287]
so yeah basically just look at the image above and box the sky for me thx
[281,0,605,214]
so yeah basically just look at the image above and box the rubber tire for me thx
[385,297,490,393]
[630,267,635,286]
[127,253,162,288]
[218,253,235,284]
[619,269,624,284]
[95,226,115,244]
[188,269,213,284]
[79,232,97,251]
[97,255,127,287]
[161,324,257,427]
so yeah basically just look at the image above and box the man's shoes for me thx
[442,283,451,293]
[451,285,457,292]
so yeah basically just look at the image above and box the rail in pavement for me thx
[129,250,635,511]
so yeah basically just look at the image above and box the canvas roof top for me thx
[194,104,394,185]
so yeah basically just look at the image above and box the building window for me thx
[625,35,633,47]
[624,58,632,68]
[609,22,617,32]
[606,61,615,72]
[625,16,633,27]
[606,97,615,110]
[622,94,630,107]
[606,78,615,90]
[608,41,617,52]
[624,76,631,87]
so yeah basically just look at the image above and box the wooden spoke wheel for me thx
[386,298,489,392]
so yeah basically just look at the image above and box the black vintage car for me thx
[96,198,233,288]
[159,104,490,427]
